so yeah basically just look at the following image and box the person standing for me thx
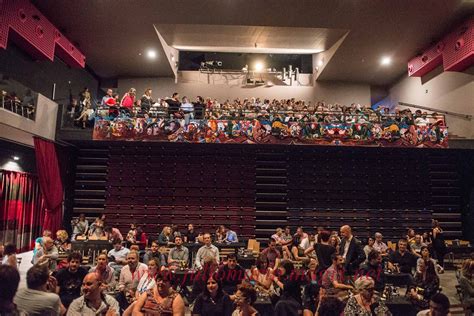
[432,220,447,268]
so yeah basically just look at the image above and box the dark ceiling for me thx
[33,0,473,86]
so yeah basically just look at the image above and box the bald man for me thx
[339,225,366,275]
[33,236,59,271]
[67,273,119,316]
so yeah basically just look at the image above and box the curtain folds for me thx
[0,170,45,252]
[33,137,64,235]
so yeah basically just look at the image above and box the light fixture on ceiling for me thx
[380,56,391,66]
[317,59,324,67]
[146,49,157,60]
[254,62,264,72]
[13,156,20,161]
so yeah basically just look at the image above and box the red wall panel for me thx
[443,17,474,72]
[408,42,444,77]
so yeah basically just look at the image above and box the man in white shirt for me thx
[195,233,220,269]
[180,96,194,124]
[108,239,130,273]
[117,251,148,311]
[373,232,388,255]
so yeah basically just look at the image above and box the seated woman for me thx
[458,259,474,309]
[271,260,303,315]
[71,213,88,240]
[190,257,219,302]
[158,226,172,246]
[290,239,309,262]
[89,252,116,290]
[409,259,440,311]
[344,276,390,316]
[88,218,106,239]
[126,223,137,246]
[251,255,274,293]
[133,272,185,316]
[232,283,259,316]
[417,246,443,274]
[192,273,233,316]
[215,225,226,243]
[363,237,375,258]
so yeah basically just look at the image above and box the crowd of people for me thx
[71,87,445,130]
[1,89,36,119]
[1,215,471,316]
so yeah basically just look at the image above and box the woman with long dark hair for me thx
[192,273,233,316]
[409,259,440,311]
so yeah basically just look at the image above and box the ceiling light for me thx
[13,156,20,161]
[254,62,264,72]
[317,60,324,67]
[146,50,157,59]
[380,56,391,66]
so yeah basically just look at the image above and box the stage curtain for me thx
[34,137,64,235]
[0,170,45,252]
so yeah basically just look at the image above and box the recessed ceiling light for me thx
[146,50,157,59]
[380,56,391,66]
[317,60,324,67]
[13,156,20,161]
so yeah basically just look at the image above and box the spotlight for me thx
[146,50,157,59]
[254,62,264,72]
[318,60,324,67]
[380,56,391,66]
[13,156,20,161]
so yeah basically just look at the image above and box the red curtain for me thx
[34,137,64,235]
[0,170,46,252]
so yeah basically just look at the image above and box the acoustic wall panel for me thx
[408,42,444,77]
[443,17,474,72]
[0,0,85,68]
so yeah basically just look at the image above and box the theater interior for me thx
[1,1,474,315]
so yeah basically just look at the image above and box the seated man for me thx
[358,250,385,292]
[411,234,427,257]
[261,238,281,269]
[68,272,120,315]
[89,252,116,290]
[168,235,189,268]
[373,232,389,256]
[321,254,354,295]
[217,253,246,296]
[388,239,417,274]
[108,239,130,274]
[33,236,59,271]
[117,251,148,311]
[195,233,220,269]
[54,252,88,308]
[143,240,167,268]
[14,264,65,315]
[416,292,451,316]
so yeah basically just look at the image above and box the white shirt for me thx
[67,294,119,316]
[343,236,353,259]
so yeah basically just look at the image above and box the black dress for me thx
[432,228,447,266]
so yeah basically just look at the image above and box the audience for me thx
[409,259,440,311]
[54,252,88,308]
[184,223,198,243]
[14,264,64,315]
[359,250,386,293]
[322,254,354,295]
[67,272,120,315]
[251,254,274,293]
[195,233,220,269]
[373,232,389,256]
[55,230,71,253]
[363,237,375,258]
[0,265,20,314]
[304,230,335,274]
[104,226,124,242]
[272,260,303,316]
[71,213,89,240]
[192,273,233,316]
[302,258,320,315]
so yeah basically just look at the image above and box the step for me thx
[256,219,287,223]
[256,192,287,196]
[74,189,106,197]
[74,198,106,204]
[76,165,108,171]
[73,207,105,213]
[75,180,107,185]
[256,201,287,205]
[77,157,109,164]
[76,172,107,179]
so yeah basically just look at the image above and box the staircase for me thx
[255,149,288,241]
[72,146,109,216]
[428,152,463,239]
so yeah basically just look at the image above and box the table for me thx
[385,296,417,316]
[71,240,113,263]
